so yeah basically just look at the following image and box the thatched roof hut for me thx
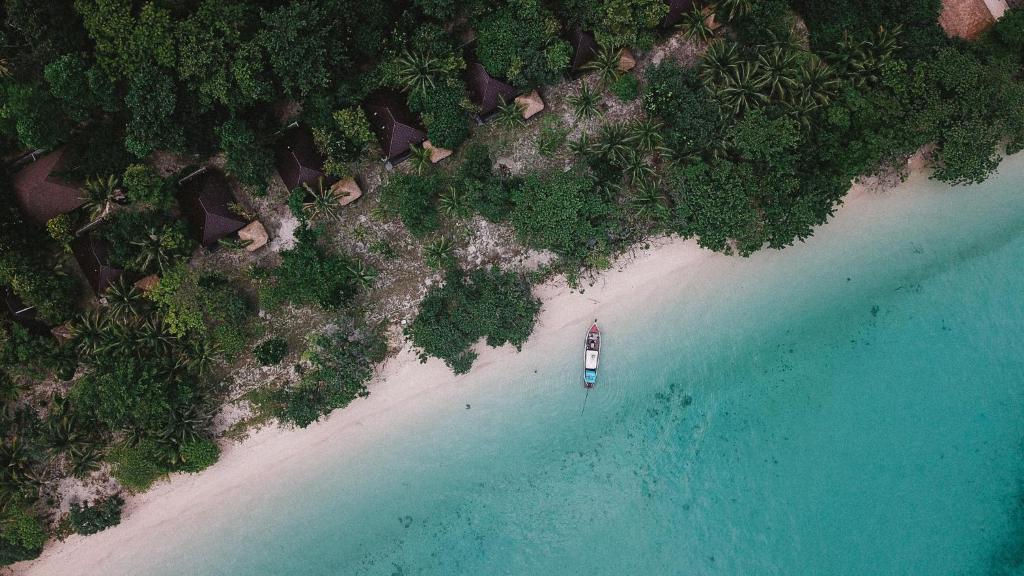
[364,91,427,163]
[11,148,83,225]
[275,125,330,191]
[939,0,1007,39]
[465,62,520,120]
[72,235,122,294]
[177,168,247,247]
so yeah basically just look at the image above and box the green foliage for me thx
[609,74,639,102]
[147,264,252,357]
[1,82,70,150]
[454,144,512,222]
[557,0,668,49]
[0,507,45,564]
[44,53,104,122]
[124,65,183,158]
[177,438,219,473]
[312,108,374,177]
[408,81,470,149]
[108,440,165,492]
[46,215,75,252]
[122,164,168,206]
[643,61,724,158]
[75,0,176,79]
[217,119,274,191]
[379,174,442,237]
[568,81,601,120]
[668,159,763,255]
[258,232,363,310]
[101,210,194,274]
[509,171,607,258]
[537,117,569,156]
[69,494,123,535]
[258,327,386,428]
[406,267,540,374]
[256,1,348,97]
[475,0,571,88]
[254,337,288,366]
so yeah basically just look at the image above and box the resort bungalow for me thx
[364,91,427,165]
[72,235,122,295]
[939,0,1008,40]
[465,62,520,122]
[275,125,331,191]
[177,168,248,248]
[11,148,83,225]
[568,30,600,73]
[660,0,695,28]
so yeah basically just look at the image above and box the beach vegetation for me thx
[69,494,124,535]
[254,337,289,366]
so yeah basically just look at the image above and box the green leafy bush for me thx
[407,267,540,374]
[217,119,274,191]
[122,164,169,206]
[258,231,362,310]
[108,440,166,492]
[101,210,195,274]
[556,0,667,49]
[69,494,124,535]
[509,171,608,258]
[0,507,46,564]
[609,74,639,101]
[147,265,252,357]
[475,0,571,88]
[178,438,220,473]
[408,81,470,150]
[379,173,442,237]
[254,337,288,365]
[312,107,374,177]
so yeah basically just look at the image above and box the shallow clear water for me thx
[112,160,1024,576]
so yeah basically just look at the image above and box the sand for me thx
[10,154,940,575]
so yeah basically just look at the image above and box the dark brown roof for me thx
[72,235,123,294]
[568,30,599,71]
[3,288,48,333]
[661,0,695,27]
[275,125,330,191]
[363,92,427,162]
[11,148,83,225]
[177,168,247,247]
[466,62,520,119]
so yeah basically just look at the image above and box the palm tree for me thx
[394,51,455,97]
[407,144,433,175]
[717,61,768,116]
[0,373,21,421]
[423,236,455,270]
[699,40,742,86]
[346,260,377,290]
[131,225,182,273]
[756,46,799,102]
[678,4,716,44]
[440,186,470,219]
[135,318,177,359]
[0,437,41,502]
[716,0,753,22]
[627,119,666,155]
[69,444,103,479]
[181,337,220,377]
[302,177,341,222]
[494,99,526,128]
[784,92,820,133]
[44,396,87,458]
[825,25,901,87]
[596,122,631,164]
[622,150,656,184]
[73,311,111,357]
[105,278,143,320]
[568,134,596,159]
[567,81,601,121]
[80,175,120,222]
[630,179,669,223]
[795,55,840,106]
[584,45,623,86]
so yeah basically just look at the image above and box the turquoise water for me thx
[98,160,1024,575]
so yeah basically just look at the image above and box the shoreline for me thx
[8,155,946,575]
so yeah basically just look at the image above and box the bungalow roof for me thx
[11,148,83,225]
[72,235,123,294]
[275,125,330,191]
[364,91,427,162]
[177,168,247,247]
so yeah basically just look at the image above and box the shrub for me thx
[46,214,74,251]
[312,107,374,177]
[406,267,540,374]
[101,210,194,274]
[109,440,166,492]
[178,438,220,473]
[408,81,470,149]
[509,171,608,258]
[609,74,639,101]
[254,337,288,365]
[379,173,442,237]
[0,507,46,564]
[475,0,571,88]
[122,164,168,206]
[258,231,362,310]
[69,494,124,535]
[217,118,274,191]
[147,264,252,357]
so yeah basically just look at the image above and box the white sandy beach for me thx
[10,151,968,575]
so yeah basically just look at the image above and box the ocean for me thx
[79,156,1024,576]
